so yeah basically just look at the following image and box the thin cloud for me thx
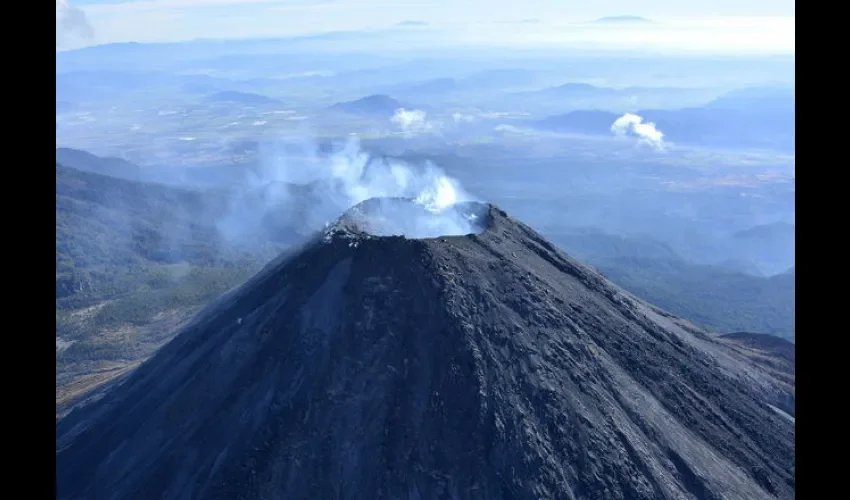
[86,0,334,15]
[495,18,541,24]
[74,1,794,53]
[56,0,94,48]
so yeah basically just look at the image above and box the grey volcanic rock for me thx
[56,200,795,500]
[717,332,795,420]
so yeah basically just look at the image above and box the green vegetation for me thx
[56,266,257,338]
[56,164,284,398]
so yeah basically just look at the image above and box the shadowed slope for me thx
[57,201,794,500]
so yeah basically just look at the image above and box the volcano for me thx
[56,199,795,500]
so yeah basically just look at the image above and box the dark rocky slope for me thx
[717,332,795,420]
[56,200,794,500]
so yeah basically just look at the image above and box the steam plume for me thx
[337,198,487,239]
[611,113,665,150]
[391,108,433,136]
[218,136,479,241]
[56,0,94,48]
[452,113,476,123]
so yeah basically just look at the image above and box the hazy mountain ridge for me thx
[56,147,268,188]
[56,148,143,180]
[56,163,289,417]
[328,94,413,117]
[529,86,794,151]
[548,229,794,339]
[594,16,653,24]
[205,90,280,105]
[733,221,795,241]
[588,255,795,341]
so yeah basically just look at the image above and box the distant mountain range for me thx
[593,15,653,24]
[396,20,428,26]
[55,147,143,180]
[55,69,290,106]
[592,256,795,341]
[717,258,766,277]
[513,82,694,102]
[379,69,542,102]
[733,221,795,241]
[496,82,722,117]
[384,78,459,97]
[529,86,795,151]
[56,147,257,188]
[550,228,795,340]
[327,94,412,117]
[730,222,795,275]
[204,90,280,105]
[56,30,439,73]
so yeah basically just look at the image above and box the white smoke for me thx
[56,0,94,49]
[452,113,476,123]
[340,197,487,239]
[494,124,535,135]
[611,113,665,150]
[390,108,433,136]
[392,110,518,137]
[415,176,459,211]
[217,136,480,241]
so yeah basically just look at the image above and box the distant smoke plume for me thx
[452,113,476,123]
[218,136,479,241]
[391,108,433,136]
[611,113,665,150]
[337,198,487,239]
[56,0,94,48]
[494,124,534,135]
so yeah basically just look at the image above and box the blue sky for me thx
[58,0,795,52]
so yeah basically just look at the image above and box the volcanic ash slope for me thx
[56,200,795,500]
